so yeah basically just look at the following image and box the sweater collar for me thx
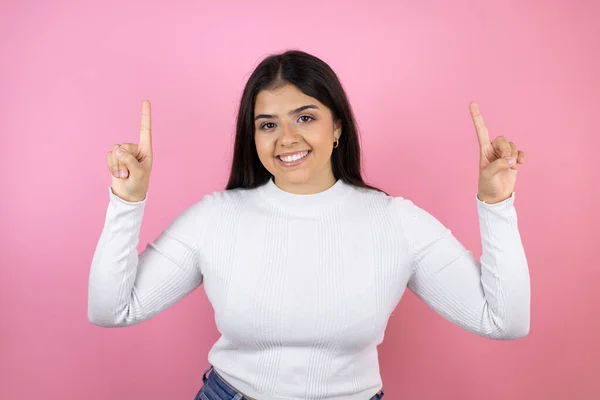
[257,177,352,215]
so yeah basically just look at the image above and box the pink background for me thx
[1,0,598,399]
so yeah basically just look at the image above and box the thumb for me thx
[116,146,143,178]
[485,156,517,176]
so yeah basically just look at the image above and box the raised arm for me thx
[404,101,530,339]
[87,101,211,327]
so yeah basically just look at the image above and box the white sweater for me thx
[88,178,530,400]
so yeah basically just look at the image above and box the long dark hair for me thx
[225,50,382,193]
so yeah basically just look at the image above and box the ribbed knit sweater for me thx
[88,178,530,400]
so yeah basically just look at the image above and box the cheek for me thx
[306,130,333,154]
[254,136,274,161]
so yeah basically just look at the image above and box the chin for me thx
[273,169,313,186]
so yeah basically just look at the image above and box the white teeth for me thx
[280,151,308,163]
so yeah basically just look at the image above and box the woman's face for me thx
[254,84,341,194]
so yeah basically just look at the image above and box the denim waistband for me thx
[200,365,384,400]
[201,365,253,400]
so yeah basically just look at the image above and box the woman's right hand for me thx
[106,100,153,202]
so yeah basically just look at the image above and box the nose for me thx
[278,122,298,146]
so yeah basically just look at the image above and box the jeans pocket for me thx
[197,383,226,400]
[194,387,211,400]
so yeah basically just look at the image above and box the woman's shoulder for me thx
[348,184,438,224]
[164,186,258,235]
[189,185,256,211]
[348,184,413,211]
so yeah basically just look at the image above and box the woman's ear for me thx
[334,121,342,139]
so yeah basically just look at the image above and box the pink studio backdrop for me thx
[1,0,598,399]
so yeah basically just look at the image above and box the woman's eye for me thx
[298,115,314,123]
[260,122,276,130]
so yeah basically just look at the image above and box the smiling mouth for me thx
[276,150,310,166]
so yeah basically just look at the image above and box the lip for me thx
[276,150,310,167]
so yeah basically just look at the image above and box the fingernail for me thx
[119,170,127,178]
[507,157,515,165]
[116,148,123,157]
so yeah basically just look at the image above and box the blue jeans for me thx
[195,366,385,400]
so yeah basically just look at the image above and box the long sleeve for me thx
[401,192,530,339]
[87,187,211,327]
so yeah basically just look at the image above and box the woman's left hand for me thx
[470,101,525,204]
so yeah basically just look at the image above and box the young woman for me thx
[88,50,530,400]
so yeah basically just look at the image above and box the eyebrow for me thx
[254,104,319,121]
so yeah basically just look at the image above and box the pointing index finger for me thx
[139,100,152,151]
[469,101,489,148]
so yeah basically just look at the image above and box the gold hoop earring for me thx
[333,138,339,148]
